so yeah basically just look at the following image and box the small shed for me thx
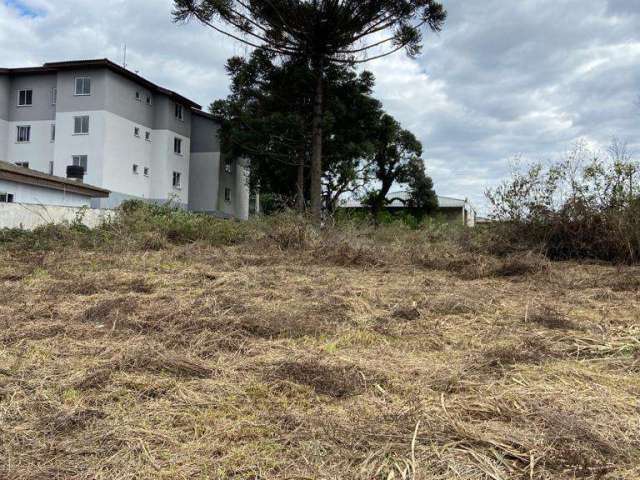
[0,161,109,207]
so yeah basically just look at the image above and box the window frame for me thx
[16,125,31,143]
[0,193,15,203]
[224,187,232,203]
[175,103,184,121]
[145,131,151,142]
[73,115,90,135]
[134,127,140,137]
[173,137,183,155]
[74,77,91,96]
[132,164,139,175]
[135,91,141,102]
[224,158,233,174]
[146,95,152,105]
[17,89,33,107]
[172,171,182,189]
[50,123,56,142]
[48,161,54,176]
[143,167,150,177]
[72,155,88,173]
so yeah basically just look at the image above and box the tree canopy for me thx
[211,50,382,211]
[173,0,447,222]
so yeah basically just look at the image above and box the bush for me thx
[486,140,640,263]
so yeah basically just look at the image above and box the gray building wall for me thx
[104,69,155,128]
[153,96,191,136]
[188,113,221,213]
[8,73,57,121]
[56,69,108,113]
[0,75,10,121]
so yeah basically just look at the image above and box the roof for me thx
[0,58,202,110]
[191,107,223,123]
[0,161,110,198]
[341,191,475,211]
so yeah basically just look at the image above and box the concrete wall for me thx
[0,179,91,207]
[8,73,57,122]
[0,202,113,230]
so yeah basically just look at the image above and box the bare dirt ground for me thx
[1,243,639,479]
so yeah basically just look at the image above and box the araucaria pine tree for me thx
[173,0,447,223]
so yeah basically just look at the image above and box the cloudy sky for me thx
[1,0,638,211]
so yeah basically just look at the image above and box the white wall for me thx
[6,120,56,173]
[0,179,91,207]
[0,202,113,230]
[52,111,105,187]
[150,130,190,205]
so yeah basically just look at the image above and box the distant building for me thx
[341,191,477,227]
[0,59,250,219]
[0,160,109,207]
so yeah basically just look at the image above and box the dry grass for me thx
[1,235,639,480]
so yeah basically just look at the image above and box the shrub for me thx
[486,140,640,263]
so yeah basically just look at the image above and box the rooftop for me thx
[0,58,202,110]
[341,191,475,210]
[0,161,110,198]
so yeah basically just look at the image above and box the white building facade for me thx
[0,59,250,219]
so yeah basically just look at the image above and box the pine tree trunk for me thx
[296,160,305,213]
[310,62,324,225]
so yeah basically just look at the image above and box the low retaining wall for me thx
[0,203,114,230]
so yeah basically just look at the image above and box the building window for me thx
[51,87,57,105]
[16,126,31,143]
[174,137,182,155]
[50,124,56,142]
[224,187,231,203]
[15,162,29,169]
[0,193,14,203]
[172,171,181,189]
[48,161,54,175]
[17,89,33,107]
[73,116,90,135]
[145,131,151,141]
[74,77,91,96]
[144,167,149,177]
[134,127,140,137]
[135,91,141,101]
[72,155,88,172]
[224,158,233,174]
[132,164,139,174]
[146,95,152,105]
[175,103,184,121]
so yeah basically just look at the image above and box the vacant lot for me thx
[1,237,639,479]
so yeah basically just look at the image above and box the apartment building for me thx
[0,59,250,219]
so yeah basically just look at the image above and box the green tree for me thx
[365,114,435,221]
[211,50,382,212]
[173,0,447,223]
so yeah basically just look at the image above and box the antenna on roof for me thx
[122,44,127,69]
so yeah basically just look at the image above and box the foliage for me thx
[364,114,437,221]
[211,51,381,210]
[173,0,447,221]
[486,140,640,262]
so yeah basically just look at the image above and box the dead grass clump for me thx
[480,336,555,369]
[539,408,621,473]
[606,269,640,292]
[69,368,113,390]
[80,296,138,326]
[425,296,479,315]
[528,305,580,330]
[40,408,106,434]
[492,252,551,277]
[314,243,385,268]
[391,305,421,321]
[267,359,386,398]
[115,348,216,379]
